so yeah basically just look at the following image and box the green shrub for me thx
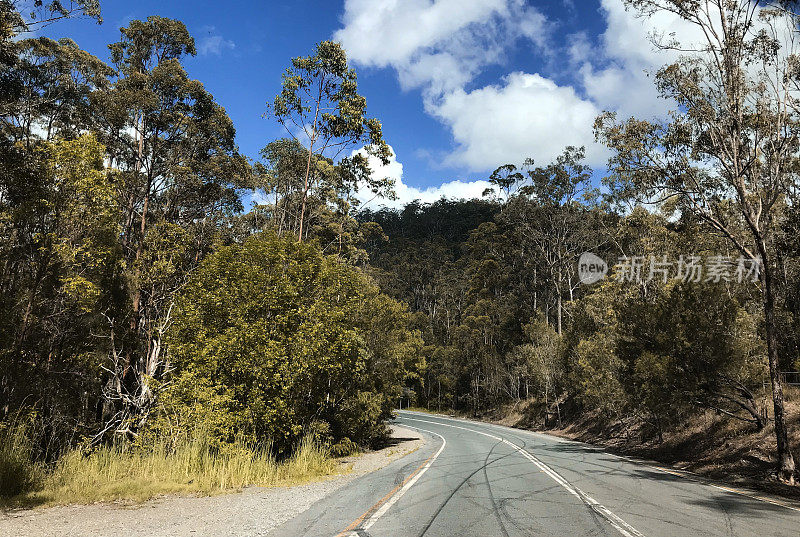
[330,438,359,457]
[166,233,422,453]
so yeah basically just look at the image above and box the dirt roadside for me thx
[0,425,425,537]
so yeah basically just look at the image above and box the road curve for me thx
[268,411,800,537]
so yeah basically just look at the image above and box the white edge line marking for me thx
[401,411,800,513]
[402,416,645,537]
[347,426,447,536]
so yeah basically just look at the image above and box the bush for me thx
[166,233,422,454]
[332,391,390,448]
[330,438,359,457]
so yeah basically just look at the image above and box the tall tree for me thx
[268,40,392,241]
[596,0,799,482]
[3,1,100,30]
[95,16,250,437]
[1,36,112,144]
[506,147,602,335]
[0,1,110,437]
[483,163,525,199]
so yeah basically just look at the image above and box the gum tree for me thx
[596,0,800,482]
[96,17,250,437]
[268,41,391,241]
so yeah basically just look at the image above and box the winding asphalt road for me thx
[268,410,800,537]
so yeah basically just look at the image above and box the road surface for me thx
[269,410,800,537]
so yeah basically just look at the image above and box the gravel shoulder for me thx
[0,425,424,537]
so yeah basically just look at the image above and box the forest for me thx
[1,0,800,503]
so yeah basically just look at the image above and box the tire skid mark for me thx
[335,426,446,537]
[410,411,800,514]
[482,441,513,537]
[403,416,645,537]
[416,438,522,537]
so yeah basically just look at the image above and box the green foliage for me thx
[166,233,421,453]
[109,16,195,74]
[620,281,765,426]
[330,437,359,457]
[46,134,120,311]
[0,133,120,456]
[368,190,774,440]
[270,41,388,161]
[267,40,392,241]
[574,330,627,419]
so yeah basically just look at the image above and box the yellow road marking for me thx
[334,428,446,537]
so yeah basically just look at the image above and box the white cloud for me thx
[578,0,794,121]
[334,0,546,95]
[353,146,492,209]
[334,0,607,172]
[336,0,797,187]
[431,72,607,169]
[573,0,702,120]
[198,26,235,56]
[335,0,516,69]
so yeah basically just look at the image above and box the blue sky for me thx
[41,0,690,208]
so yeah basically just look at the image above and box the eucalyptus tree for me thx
[0,0,100,63]
[95,16,251,437]
[0,1,111,432]
[595,0,800,482]
[1,37,112,144]
[483,163,525,199]
[257,138,309,235]
[504,147,602,335]
[268,40,392,241]
[255,137,384,261]
[1,0,108,144]
[2,0,100,31]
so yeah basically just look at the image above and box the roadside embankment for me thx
[414,392,800,501]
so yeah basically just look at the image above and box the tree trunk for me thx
[297,105,320,243]
[125,180,150,385]
[556,291,562,336]
[297,142,313,242]
[758,240,796,484]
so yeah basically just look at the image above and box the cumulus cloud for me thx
[574,0,702,121]
[352,146,491,209]
[334,0,607,172]
[334,0,547,95]
[335,0,792,191]
[586,0,797,120]
[198,26,235,56]
[431,72,607,170]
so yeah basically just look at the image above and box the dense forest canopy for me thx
[1,0,800,494]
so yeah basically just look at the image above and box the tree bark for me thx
[556,291,562,336]
[297,105,320,242]
[758,239,796,484]
[297,142,313,242]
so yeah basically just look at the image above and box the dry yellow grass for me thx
[1,427,340,507]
